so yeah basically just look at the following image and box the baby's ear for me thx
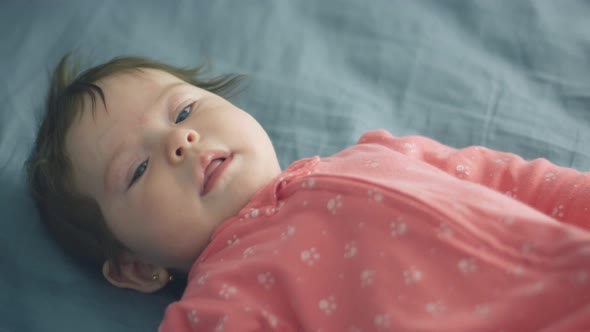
[102,253,170,293]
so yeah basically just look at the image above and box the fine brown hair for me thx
[25,53,243,274]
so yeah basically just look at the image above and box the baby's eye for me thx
[130,159,149,187]
[175,105,192,124]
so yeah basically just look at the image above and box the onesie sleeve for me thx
[358,130,590,230]
[158,288,285,332]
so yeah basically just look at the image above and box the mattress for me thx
[1,1,589,331]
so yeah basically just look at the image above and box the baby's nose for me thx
[168,129,199,162]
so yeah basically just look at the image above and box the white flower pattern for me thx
[227,234,240,247]
[243,246,255,258]
[261,310,278,328]
[474,304,491,317]
[215,316,227,332]
[281,225,296,240]
[551,205,565,218]
[544,171,558,182]
[327,194,343,214]
[187,309,199,325]
[425,300,447,316]
[219,284,237,299]
[258,272,276,290]
[374,313,392,330]
[389,217,407,237]
[368,189,384,202]
[364,159,381,168]
[301,247,321,266]
[455,164,470,178]
[458,258,478,274]
[301,178,316,188]
[360,269,376,288]
[197,273,209,286]
[318,296,337,315]
[403,266,423,285]
[344,241,358,259]
[437,223,454,239]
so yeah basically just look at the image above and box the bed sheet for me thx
[1,1,589,331]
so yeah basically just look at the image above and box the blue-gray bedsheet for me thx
[1,1,589,331]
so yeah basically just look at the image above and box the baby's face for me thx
[66,69,281,272]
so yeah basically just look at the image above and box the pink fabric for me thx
[159,130,590,332]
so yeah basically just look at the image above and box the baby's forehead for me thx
[98,68,183,88]
[91,69,190,111]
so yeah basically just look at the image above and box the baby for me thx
[27,54,590,331]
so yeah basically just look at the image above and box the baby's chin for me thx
[159,246,207,273]
[170,261,195,275]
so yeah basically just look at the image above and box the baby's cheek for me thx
[152,219,212,269]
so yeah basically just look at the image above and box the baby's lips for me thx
[198,149,231,194]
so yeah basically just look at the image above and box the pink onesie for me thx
[159,130,590,331]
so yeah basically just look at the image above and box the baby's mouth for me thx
[204,158,225,181]
[200,151,232,196]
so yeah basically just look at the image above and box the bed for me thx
[1,0,589,331]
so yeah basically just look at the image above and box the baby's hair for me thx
[25,53,243,274]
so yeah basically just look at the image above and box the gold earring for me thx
[152,274,174,282]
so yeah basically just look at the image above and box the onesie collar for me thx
[238,156,320,217]
[206,156,320,240]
